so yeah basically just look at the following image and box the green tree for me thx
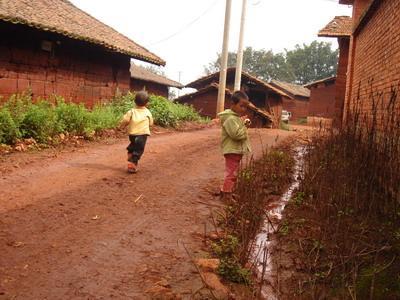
[142,65,166,76]
[204,41,338,84]
[286,41,338,84]
[204,47,294,82]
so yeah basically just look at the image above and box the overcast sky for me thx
[69,0,351,85]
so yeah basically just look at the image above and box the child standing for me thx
[217,91,251,196]
[120,91,153,173]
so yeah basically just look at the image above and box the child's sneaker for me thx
[127,162,137,174]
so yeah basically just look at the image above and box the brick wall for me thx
[0,22,131,106]
[308,81,336,118]
[345,0,400,122]
[334,38,350,125]
[130,79,169,98]
[282,96,309,121]
[178,89,230,119]
[353,0,373,21]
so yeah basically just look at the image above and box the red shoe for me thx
[127,162,137,174]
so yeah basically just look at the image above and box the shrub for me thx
[212,235,252,284]
[55,101,91,135]
[148,95,202,127]
[109,92,136,116]
[148,95,176,127]
[0,92,206,145]
[297,117,307,125]
[2,93,32,127]
[88,105,120,132]
[0,107,20,144]
[20,101,59,143]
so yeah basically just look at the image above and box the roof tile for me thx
[131,66,183,88]
[318,16,353,38]
[0,0,165,65]
[270,80,310,99]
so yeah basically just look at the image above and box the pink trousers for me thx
[222,154,243,193]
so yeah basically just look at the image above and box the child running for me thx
[217,91,251,198]
[120,91,153,173]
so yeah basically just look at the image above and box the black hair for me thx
[135,91,149,106]
[231,90,249,104]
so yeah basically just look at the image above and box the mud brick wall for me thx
[0,22,130,106]
[130,79,169,98]
[308,81,336,118]
[345,0,400,122]
[334,38,350,126]
[282,96,309,121]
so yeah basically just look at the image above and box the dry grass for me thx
[212,139,296,292]
[277,84,400,299]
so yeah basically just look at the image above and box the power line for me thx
[149,0,219,46]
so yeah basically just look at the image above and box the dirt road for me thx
[0,128,293,299]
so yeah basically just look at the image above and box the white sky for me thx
[69,0,351,85]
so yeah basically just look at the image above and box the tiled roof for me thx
[304,76,336,88]
[0,0,165,65]
[176,83,231,102]
[131,66,183,88]
[318,16,353,38]
[270,80,310,99]
[186,68,290,98]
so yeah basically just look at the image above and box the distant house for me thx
[130,65,183,98]
[318,15,352,125]
[305,77,337,120]
[178,67,288,127]
[0,0,164,106]
[176,82,274,127]
[176,83,231,118]
[338,0,399,122]
[269,80,310,121]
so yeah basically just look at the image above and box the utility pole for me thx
[178,71,182,97]
[216,0,232,115]
[234,0,247,91]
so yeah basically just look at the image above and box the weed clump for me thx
[0,92,206,146]
[213,144,295,287]
[282,85,400,298]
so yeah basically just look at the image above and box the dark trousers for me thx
[127,135,148,164]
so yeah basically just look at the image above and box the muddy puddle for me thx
[254,147,305,299]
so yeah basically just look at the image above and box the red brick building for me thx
[318,16,352,125]
[130,65,182,98]
[176,83,231,118]
[176,83,275,128]
[339,0,400,124]
[179,67,288,127]
[305,77,337,119]
[269,80,310,122]
[0,0,164,106]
